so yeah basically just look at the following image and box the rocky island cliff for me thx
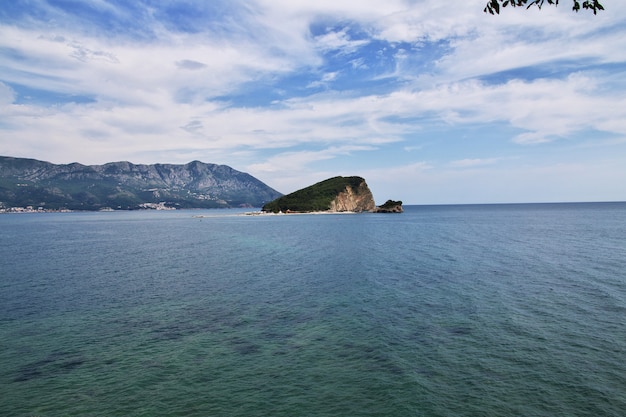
[261,176,402,213]
[374,200,404,213]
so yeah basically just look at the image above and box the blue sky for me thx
[1,0,625,204]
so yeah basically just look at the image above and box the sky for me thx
[1,0,625,204]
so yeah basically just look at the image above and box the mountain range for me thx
[0,156,282,211]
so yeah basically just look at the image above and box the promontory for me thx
[261,176,402,213]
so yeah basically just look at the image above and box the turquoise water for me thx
[1,203,625,416]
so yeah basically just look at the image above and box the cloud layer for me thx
[1,0,625,203]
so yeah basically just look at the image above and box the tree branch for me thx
[484,0,604,14]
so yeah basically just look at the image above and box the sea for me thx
[1,203,625,417]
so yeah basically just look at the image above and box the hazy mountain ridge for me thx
[0,156,282,210]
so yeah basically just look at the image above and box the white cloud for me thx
[249,144,377,173]
[512,132,553,145]
[449,158,500,168]
[0,24,299,106]
[313,28,369,55]
[306,71,340,89]
[0,82,16,106]
[2,68,623,168]
[246,145,378,193]
[175,59,208,70]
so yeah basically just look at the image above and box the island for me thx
[373,200,404,213]
[261,176,402,214]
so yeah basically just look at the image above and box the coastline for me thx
[243,210,361,216]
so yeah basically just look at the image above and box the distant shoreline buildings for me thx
[0,205,73,214]
[0,202,176,213]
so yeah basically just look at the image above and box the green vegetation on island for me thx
[378,200,403,210]
[262,176,370,213]
[374,200,404,213]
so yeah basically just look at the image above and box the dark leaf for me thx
[484,0,602,14]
